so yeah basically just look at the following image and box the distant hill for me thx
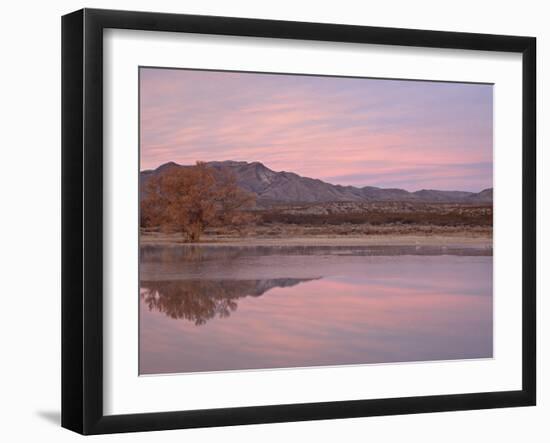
[140,160,493,205]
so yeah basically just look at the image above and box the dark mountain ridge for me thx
[140,160,493,205]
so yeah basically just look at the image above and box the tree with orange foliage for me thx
[141,162,255,242]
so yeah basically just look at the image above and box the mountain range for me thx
[140,160,493,205]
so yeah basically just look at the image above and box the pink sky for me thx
[140,68,493,192]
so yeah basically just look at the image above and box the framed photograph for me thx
[61,8,536,435]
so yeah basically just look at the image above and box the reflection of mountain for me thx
[141,277,318,325]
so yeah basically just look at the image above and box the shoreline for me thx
[141,232,492,249]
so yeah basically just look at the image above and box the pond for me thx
[139,244,493,374]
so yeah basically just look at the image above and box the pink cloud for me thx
[140,68,493,191]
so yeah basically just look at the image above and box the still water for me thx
[139,244,493,374]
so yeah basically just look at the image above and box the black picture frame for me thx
[61,8,536,435]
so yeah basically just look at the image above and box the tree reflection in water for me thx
[140,277,318,325]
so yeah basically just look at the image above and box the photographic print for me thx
[139,67,493,375]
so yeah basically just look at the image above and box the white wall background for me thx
[0,1,546,441]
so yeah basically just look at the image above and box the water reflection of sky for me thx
[139,246,492,375]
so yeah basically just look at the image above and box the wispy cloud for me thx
[140,68,493,192]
